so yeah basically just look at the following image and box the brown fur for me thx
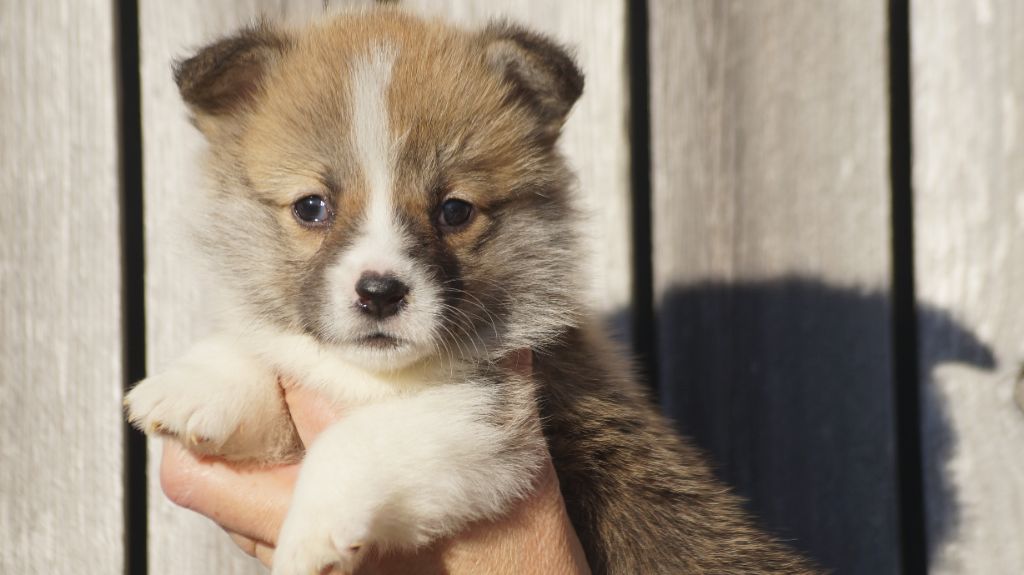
[540,326,818,574]
[174,8,819,573]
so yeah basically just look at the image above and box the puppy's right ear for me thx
[480,21,584,138]
[174,22,290,132]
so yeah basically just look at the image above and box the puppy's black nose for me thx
[355,273,409,318]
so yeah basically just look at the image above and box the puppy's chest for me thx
[247,330,458,408]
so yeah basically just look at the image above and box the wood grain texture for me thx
[912,1,1024,572]
[400,0,633,327]
[648,1,899,572]
[0,1,124,573]
[140,2,345,574]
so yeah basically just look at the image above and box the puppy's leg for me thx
[272,375,544,575]
[124,334,300,462]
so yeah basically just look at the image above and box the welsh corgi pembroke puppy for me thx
[126,8,816,575]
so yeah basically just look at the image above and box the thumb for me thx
[159,440,297,545]
[281,380,346,447]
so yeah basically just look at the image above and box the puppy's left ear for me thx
[173,21,291,137]
[481,22,584,134]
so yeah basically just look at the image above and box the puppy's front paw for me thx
[124,339,299,462]
[124,370,244,455]
[273,508,371,575]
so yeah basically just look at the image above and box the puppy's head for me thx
[178,10,583,371]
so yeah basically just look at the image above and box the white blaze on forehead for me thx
[351,44,396,211]
[348,44,405,271]
[320,44,444,367]
[327,42,432,345]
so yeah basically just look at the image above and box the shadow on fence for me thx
[606,277,994,573]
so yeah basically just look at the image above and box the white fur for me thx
[274,384,541,575]
[320,45,443,371]
[247,324,447,404]
[124,335,297,461]
[341,43,403,279]
[351,44,396,228]
[126,328,542,575]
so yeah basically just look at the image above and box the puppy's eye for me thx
[438,199,473,229]
[293,195,332,226]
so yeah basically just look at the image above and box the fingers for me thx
[280,380,346,446]
[159,440,298,544]
[255,541,275,568]
[228,531,257,557]
[228,531,277,568]
[157,382,348,550]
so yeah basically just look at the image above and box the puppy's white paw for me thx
[272,508,371,575]
[125,369,244,455]
[124,337,299,461]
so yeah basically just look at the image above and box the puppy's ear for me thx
[481,22,584,132]
[174,22,290,129]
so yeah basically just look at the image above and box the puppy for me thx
[126,8,818,575]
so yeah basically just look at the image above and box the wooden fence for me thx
[2,1,1022,573]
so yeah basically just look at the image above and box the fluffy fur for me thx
[125,8,818,574]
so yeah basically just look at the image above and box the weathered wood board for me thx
[912,1,1024,572]
[0,1,125,573]
[648,1,900,572]
[140,1,629,572]
[6,0,1023,572]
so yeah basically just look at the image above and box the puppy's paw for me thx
[124,369,244,456]
[272,509,371,575]
[124,338,299,462]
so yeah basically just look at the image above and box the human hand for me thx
[158,351,591,574]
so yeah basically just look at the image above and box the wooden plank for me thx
[400,0,633,329]
[912,1,1024,572]
[648,1,899,572]
[140,3,338,574]
[0,1,124,573]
